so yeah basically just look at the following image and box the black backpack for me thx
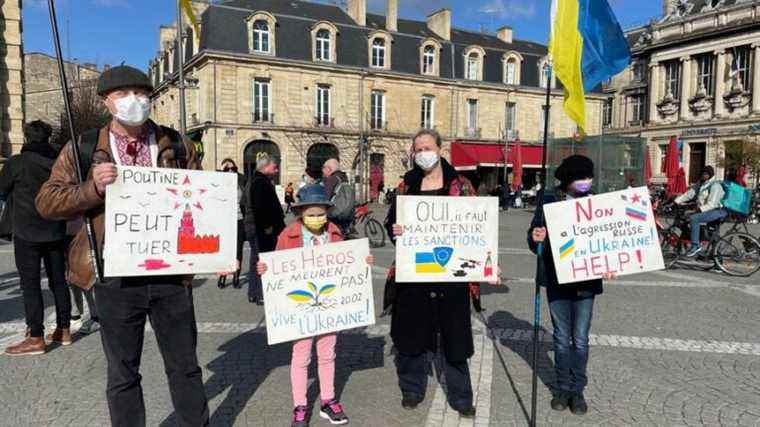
[77,126,188,178]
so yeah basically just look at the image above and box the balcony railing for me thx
[313,116,335,128]
[465,127,482,138]
[252,112,274,124]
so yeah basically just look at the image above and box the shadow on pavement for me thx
[160,327,385,426]
[484,310,554,425]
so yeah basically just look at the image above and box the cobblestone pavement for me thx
[0,210,759,426]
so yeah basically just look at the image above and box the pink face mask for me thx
[570,179,593,194]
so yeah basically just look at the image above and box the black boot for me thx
[551,391,570,411]
[569,393,588,415]
[401,394,423,410]
[217,275,227,289]
[232,271,241,288]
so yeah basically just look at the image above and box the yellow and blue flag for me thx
[549,0,631,131]
[180,0,201,40]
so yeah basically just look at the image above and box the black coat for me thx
[384,159,475,362]
[0,143,66,242]
[527,194,603,300]
[245,171,285,245]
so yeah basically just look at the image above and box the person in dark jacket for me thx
[218,158,246,289]
[0,120,71,356]
[244,153,285,304]
[385,129,487,417]
[322,158,352,232]
[527,154,611,416]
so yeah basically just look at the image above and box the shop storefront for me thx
[450,141,543,192]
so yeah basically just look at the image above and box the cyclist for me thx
[674,166,727,257]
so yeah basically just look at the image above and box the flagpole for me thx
[46,0,104,283]
[530,62,553,427]
[176,0,187,137]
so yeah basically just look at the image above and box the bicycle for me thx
[658,204,760,277]
[344,202,386,248]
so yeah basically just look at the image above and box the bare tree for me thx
[50,80,111,149]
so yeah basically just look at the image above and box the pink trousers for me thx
[290,333,337,407]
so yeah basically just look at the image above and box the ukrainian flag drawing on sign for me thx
[559,238,576,260]
[549,0,631,131]
[415,247,454,274]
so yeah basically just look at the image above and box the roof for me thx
[186,0,550,88]
[662,0,750,20]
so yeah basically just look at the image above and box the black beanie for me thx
[97,65,153,96]
[555,155,594,186]
[702,165,715,179]
[23,120,53,144]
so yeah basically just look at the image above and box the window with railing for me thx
[467,99,478,135]
[316,85,330,126]
[253,79,271,122]
[733,46,752,91]
[370,90,385,130]
[505,102,516,132]
[603,99,613,127]
[421,96,434,129]
[664,60,681,98]
[696,54,714,96]
[630,95,645,123]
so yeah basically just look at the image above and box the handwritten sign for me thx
[395,196,499,283]
[544,187,664,284]
[104,166,238,277]
[260,238,375,345]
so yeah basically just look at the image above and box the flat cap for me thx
[96,65,153,96]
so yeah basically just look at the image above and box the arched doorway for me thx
[244,140,281,184]
[306,143,339,179]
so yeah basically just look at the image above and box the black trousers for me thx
[395,351,473,410]
[14,237,71,337]
[94,281,209,427]
[248,231,276,300]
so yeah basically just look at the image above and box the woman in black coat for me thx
[384,129,483,417]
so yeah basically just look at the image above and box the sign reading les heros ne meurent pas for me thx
[104,166,238,277]
[259,238,375,345]
[543,187,665,284]
[395,196,499,283]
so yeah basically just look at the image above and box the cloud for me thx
[478,0,536,19]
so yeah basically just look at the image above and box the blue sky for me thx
[23,0,661,71]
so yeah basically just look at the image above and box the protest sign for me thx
[395,196,499,283]
[260,238,375,345]
[104,166,238,277]
[544,186,665,284]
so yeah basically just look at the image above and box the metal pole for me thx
[46,0,103,283]
[176,0,187,136]
[530,63,553,427]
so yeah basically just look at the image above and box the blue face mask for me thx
[570,179,593,194]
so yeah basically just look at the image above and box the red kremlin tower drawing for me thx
[177,204,220,254]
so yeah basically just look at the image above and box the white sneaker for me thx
[69,316,84,330]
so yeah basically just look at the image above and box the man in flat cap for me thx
[36,65,209,427]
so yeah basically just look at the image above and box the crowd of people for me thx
[2,63,750,427]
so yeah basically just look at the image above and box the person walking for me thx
[218,158,245,289]
[384,129,491,417]
[527,155,612,415]
[35,65,209,426]
[256,184,373,427]
[244,153,285,304]
[0,120,71,356]
[322,158,354,233]
[284,182,295,213]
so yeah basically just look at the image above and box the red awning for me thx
[450,141,543,170]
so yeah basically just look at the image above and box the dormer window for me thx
[502,52,523,85]
[423,46,435,74]
[419,39,441,76]
[311,22,338,63]
[463,46,485,81]
[368,31,392,69]
[372,38,386,68]
[246,12,277,55]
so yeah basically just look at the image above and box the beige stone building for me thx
[150,0,605,194]
[0,0,24,159]
[605,0,760,185]
[23,52,101,126]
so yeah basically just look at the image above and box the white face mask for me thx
[414,151,439,171]
[113,93,151,126]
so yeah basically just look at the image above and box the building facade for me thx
[0,0,24,159]
[24,52,101,126]
[605,0,760,185]
[150,0,604,192]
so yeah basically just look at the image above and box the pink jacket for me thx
[275,220,344,251]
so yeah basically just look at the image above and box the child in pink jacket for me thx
[257,184,372,426]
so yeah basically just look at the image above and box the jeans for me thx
[689,208,728,247]
[14,238,71,337]
[395,351,473,410]
[70,286,98,319]
[290,334,337,407]
[95,281,209,427]
[547,294,595,394]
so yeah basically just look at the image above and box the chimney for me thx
[159,25,177,51]
[386,0,398,32]
[496,26,513,44]
[426,8,451,41]
[347,0,366,26]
